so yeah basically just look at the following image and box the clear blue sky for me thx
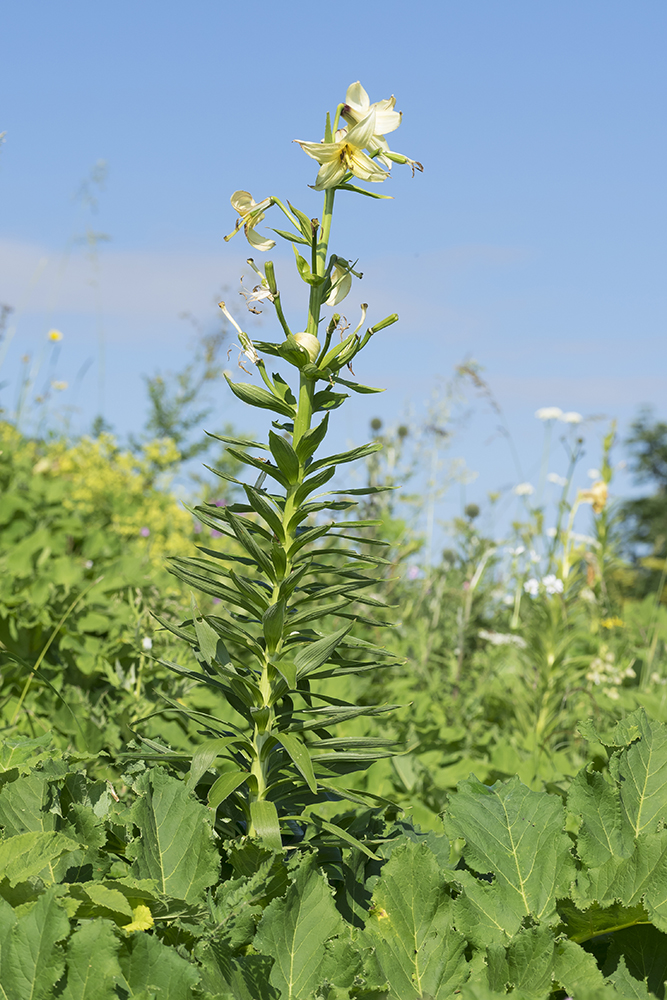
[1,1,666,533]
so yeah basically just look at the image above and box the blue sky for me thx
[1,0,666,536]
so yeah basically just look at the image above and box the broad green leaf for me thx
[552,937,607,995]
[197,939,278,1000]
[569,764,634,867]
[250,799,282,852]
[0,830,81,885]
[78,883,134,918]
[127,768,219,902]
[486,924,555,997]
[609,708,667,838]
[1,887,69,1000]
[61,919,123,1000]
[602,925,667,999]
[444,775,576,946]
[362,839,467,999]
[208,769,249,809]
[0,733,55,776]
[274,732,316,793]
[118,932,200,1000]
[224,375,295,417]
[255,858,344,1000]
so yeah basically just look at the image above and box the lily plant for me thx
[154,81,422,854]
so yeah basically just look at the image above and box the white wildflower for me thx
[561,411,583,424]
[535,407,563,421]
[587,468,601,479]
[142,637,153,651]
[547,473,568,487]
[524,578,540,597]
[542,574,564,595]
[514,482,535,497]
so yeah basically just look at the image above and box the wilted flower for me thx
[577,480,608,514]
[295,111,390,190]
[514,482,535,497]
[524,578,540,597]
[239,276,273,314]
[561,411,582,424]
[48,329,63,342]
[225,191,276,251]
[535,407,562,421]
[219,301,259,366]
[542,574,564,595]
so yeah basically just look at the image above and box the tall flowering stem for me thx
[155,83,421,852]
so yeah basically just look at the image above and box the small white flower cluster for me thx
[535,407,582,424]
[586,645,635,699]
[524,574,564,597]
[478,628,527,648]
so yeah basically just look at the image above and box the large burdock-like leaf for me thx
[0,887,69,1000]
[362,838,467,999]
[444,775,575,946]
[127,768,219,903]
[0,830,81,885]
[254,857,344,1000]
[610,709,667,838]
[60,919,122,1000]
[117,932,200,1000]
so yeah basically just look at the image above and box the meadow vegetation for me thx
[2,84,667,999]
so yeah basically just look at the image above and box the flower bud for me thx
[293,332,320,362]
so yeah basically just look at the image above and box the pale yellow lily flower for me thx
[341,81,402,169]
[577,480,608,514]
[295,111,389,190]
[225,191,275,251]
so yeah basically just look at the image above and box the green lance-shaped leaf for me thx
[0,887,70,1000]
[293,463,336,506]
[307,439,382,474]
[275,731,317,793]
[362,839,468,999]
[254,857,345,1000]
[295,412,329,463]
[610,707,667,839]
[60,919,123,1000]
[127,768,219,902]
[263,600,285,655]
[250,799,282,852]
[291,624,354,680]
[208,769,250,810]
[243,483,285,541]
[224,374,296,417]
[444,775,576,946]
[268,430,300,482]
[193,605,232,667]
[186,736,250,790]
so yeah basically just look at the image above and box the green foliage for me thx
[5,715,667,997]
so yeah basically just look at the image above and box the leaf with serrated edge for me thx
[127,768,218,902]
[60,919,123,1000]
[444,775,575,946]
[2,887,70,1000]
[255,857,344,1000]
[610,708,667,838]
[362,839,467,999]
[0,830,81,885]
[117,932,199,1000]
